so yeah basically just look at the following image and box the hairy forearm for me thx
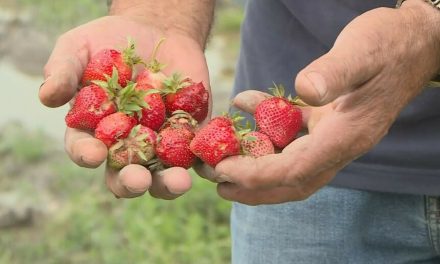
[109,0,216,49]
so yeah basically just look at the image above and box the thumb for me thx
[39,34,89,108]
[295,46,381,106]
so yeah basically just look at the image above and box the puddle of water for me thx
[0,61,68,140]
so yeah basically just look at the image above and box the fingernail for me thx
[39,76,51,91]
[166,186,186,195]
[216,174,231,183]
[125,185,148,194]
[305,72,327,100]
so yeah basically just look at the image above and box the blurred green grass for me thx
[0,124,231,264]
[11,0,107,36]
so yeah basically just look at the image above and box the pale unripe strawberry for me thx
[135,38,167,90]
[108,125,157,169]
[240,131,275,158]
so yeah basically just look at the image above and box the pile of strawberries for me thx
[65,39,304,171]
[191,84,304,167]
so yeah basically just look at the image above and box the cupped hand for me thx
[39,15,210,199]
[203,2,440,205]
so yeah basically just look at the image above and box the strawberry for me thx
[254,84,303,149]
[155,126,196,169]
[81,39,142,87]
[65,83,116,131]
[190,116,241,167]
[95,112,137,148]
[241,131,275,158]
[135,84,166,131]
[136,70,166,90]
[161,110,198,132]
[108,125,157,169]
[112,81,165,132]
[135,38,167,90]
[163,73,209,122]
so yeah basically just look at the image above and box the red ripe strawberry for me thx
[254,84,303,149]
[108,125,157,169]
[135,84,166,131]
[155,127,196,169]
[241,131,275,158]
[163,74,209,122]
[82,39,142,87]
[190,116,241,167]
[136,70,166,90]
[95,112,137,148]
[135,38,167,90]
[65,83,116,131]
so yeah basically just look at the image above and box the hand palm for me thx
[40,15,210,199]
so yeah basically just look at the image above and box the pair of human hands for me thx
[39,2,440,204]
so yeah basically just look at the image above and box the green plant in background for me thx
[2,0,107,37]
[0,122,48,162]
[0,124,231,264]
[215,6,245,34]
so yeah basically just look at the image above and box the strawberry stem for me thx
[147,38,166,73]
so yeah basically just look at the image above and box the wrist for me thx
[109,0,215,50]
[399,0,440,83]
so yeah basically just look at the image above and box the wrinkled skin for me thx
[195,2,440,205]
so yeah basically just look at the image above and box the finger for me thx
[295,37,381,106]
[217,166,340,205]
[40,34,89,107]
[217,183,305,205]
[105,164,152,198]
[192,159,226,183]
[215,136,310,190]
[232,90,271,114]
[64,127,107,168]
[215,154,289,190]
[148,167,192,200]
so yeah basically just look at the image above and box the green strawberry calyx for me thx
[122,37,144,67]
[116,82,160,118]
[92,67,122,100]
[269,83,308,107]
[109,125,156,168]
[162,73,192,95]
[165,110,198,130]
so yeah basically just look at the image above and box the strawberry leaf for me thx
[129,125,141,138]
[122,37,144,67]
[109,140,125,152]
[137,150,149,162]
[269,83,286,98]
